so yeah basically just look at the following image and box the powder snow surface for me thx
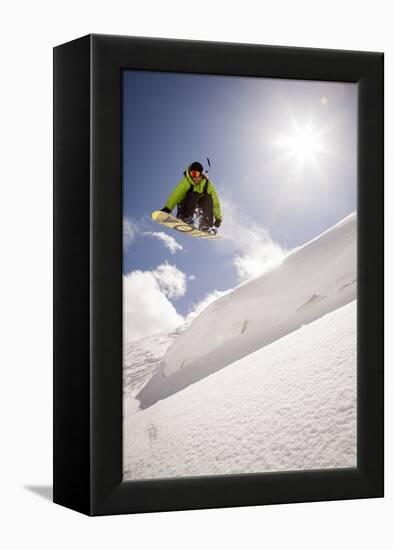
[123,213,357,480]
[123,301,356,480]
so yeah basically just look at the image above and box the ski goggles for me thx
[189,170,202,178]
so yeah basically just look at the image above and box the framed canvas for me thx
[53,34,384,516]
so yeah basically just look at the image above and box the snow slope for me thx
[123,324,185,398]
[137,212,357,409]
[123,300,356,480]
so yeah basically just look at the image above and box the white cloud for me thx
[123,263,186,344]
[219,194,288,282]
[151,263,186,299]
[233,227,287,281]
[143,231,183,254]
[123,217,139,249]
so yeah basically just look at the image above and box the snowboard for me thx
[151,211,222,240]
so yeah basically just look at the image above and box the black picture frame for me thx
[53,34,384,516]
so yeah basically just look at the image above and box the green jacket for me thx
[165,170,222,221]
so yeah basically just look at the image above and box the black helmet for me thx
[189,161,203,172]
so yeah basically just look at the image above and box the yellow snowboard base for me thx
[151,211,222,240]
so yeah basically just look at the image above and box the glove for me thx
[161,207,171,213]
[214,219,221,228]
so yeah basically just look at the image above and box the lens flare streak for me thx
[274,119,328,170]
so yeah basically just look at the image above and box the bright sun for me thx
[275,120,326,168]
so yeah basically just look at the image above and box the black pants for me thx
[177,192,214,227]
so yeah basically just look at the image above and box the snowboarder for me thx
[160,162,222,232]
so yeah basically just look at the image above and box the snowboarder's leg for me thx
[198,194,214,230]
[177,192,202,224]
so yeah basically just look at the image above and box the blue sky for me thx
[123,70,357,341]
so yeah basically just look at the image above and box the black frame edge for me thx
[94,468,376,516]
[53,34,92,515]
[357,52,384,496]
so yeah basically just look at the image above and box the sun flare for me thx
[274,120,327,168]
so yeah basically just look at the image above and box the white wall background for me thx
[0,1,390,548]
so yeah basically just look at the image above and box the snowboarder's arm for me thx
[164,178,190,212]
